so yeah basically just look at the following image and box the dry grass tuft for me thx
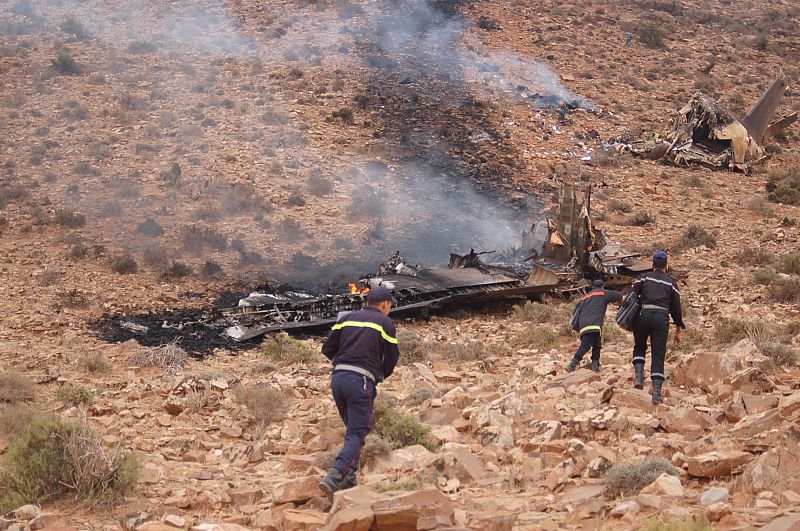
[78,353,111,374]
[129,342,188,375]
[56,384,94,407]
[373,401,437,451]
[0,371,36,403]
[374,479,420,492]
[233,384,287,426]
[260,332,315,364]
[604,457,679,496]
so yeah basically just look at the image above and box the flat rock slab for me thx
[687,451,754,477]
[543,369,599,390]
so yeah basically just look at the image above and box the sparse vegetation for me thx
[0,372,36,403]
[757,342,797,371]
[55,384,94,407]
[714,317,771,345]
[778,253,800,275]
[220,184,270,214]
[200,259,222,277]
[54,208,86,228]
[60,16,90,41]
[308,170,334,196]
[0,403,36,439]
[752,268,780,285]
[78,353,110,374]
[233,384,287,426]
[129,342,187,375]
[142,245,168,268]
[374,479,421,492]
[607,198,632,213]
[127,40,157,54]
[636,21,666,48]
[51,51,81,75]
[260,332,314,364]
[604,457,679,496]
[514,327,559,350]
[643,515,714,531]
[746,197,774,217]
[37,265,61,287]
[628,212,655,226]
[0,413,139,512]
[58,289,89,309]
[159,261,193,280]
[513,301,561,323]
[768,277,800,303]
[349,187,385,218]
[677,225,716,250]
[107,252,137,274]
[737,246,774,266]
[137,218,164,237]
[765,167,800,206]
[179,225,227,252]
[373,400,437,451]
[398,338,431,365]
[432,341,508,361]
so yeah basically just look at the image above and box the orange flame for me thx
[349,282,371,295]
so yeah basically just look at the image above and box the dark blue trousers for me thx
[572,331,602,363]
[632,310,670,381]
[331,370,375,475]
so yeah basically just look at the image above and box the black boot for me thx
[319,467,343,502]
[591,359,600,373]
[339,468,357,490]
[566,358,579,373]
[634,364,645,390]
[652,379,664,405]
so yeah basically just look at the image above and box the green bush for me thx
[56,385,93,407]
[0,414,138,512]
[778,253,800,275]
[604,457,679,496]
[261,332,314,364]
[0,404,37,439]
[373,401,437,452]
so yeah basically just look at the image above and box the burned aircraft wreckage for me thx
[104,185,650,351]
[624,76,797,172]
[219,185,651,342]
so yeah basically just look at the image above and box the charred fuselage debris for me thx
[623,76,797,172]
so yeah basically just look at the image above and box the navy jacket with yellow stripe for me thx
[322,306,400,383]
[574,288,622,336]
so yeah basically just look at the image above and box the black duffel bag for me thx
[616,291,641,331]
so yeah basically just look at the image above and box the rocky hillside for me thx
[0,0,799,529]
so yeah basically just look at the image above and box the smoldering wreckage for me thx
[106,185,653,351]
[104,76,797,352]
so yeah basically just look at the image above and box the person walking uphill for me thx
[631,251,685,405]
[319,286,400,501]
[566,279,622,373]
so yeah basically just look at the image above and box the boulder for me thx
[687,451,754,477]
[704,502,732,523]
[730,367,776,393]
[609,500,640,519]
[371,445,437,474]
[322,506,374,531]
[676,351,741,392]
[278,510,326,531]
[371,489,454,522]
[732,409,782,438]
[758,513,800,531]
[430,444,486,484]
[609,388,654,411]
[640,473,684,497]
[742,393,779,415]
[735,443,800,494]
[779,391,800,418]
[543,369,600,390]
[659,406,709,435]
[273,477,322,504]
[571,406,628,436]
[700,487,729,506]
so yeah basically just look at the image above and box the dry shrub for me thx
[185,386,213,413]
[0,403,37,438]
[752,269,779,285]
[142,245,168,268]
[107,252,137,274]
[737,246,774,266]
[757,342,797,372]
[644,515,714,531]
[179,225,227,252]
[746,197,775,217]
[359,434,391,464]
[607,198,632,213]
[373,401,437,451]
[628,212,656,226]
[129,342,187,375]
[778,253,800,275]
[765,166,800,206]
[54,207,86,227]
[513,301,561,323]
[714,318,772,345]
[159,261,193,280]
[677,225,716,250]
[37,265,61,286]
[311,448,337,470]
[0,371,36,403]
[56,384,93,407]
[374,479,420,492]
[514,327,559,350]
[768,278,800,303]
[234,384,287,426]
[405,388,437,407]
[604,457,678,496]
[399,338,432,365]
[308,171,333,196]
[432,341,505,361]
[0,413,139,512]
[260,332,314,364]
[78,353,110,374]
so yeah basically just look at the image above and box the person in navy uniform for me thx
[566,279,622,373]
[318,286,400,500]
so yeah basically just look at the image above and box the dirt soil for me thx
[1,0,799,529]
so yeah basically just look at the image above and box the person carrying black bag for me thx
[631,251,685,405]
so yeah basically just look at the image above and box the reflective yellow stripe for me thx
[331,321,398,344]
[580,325,602,335]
